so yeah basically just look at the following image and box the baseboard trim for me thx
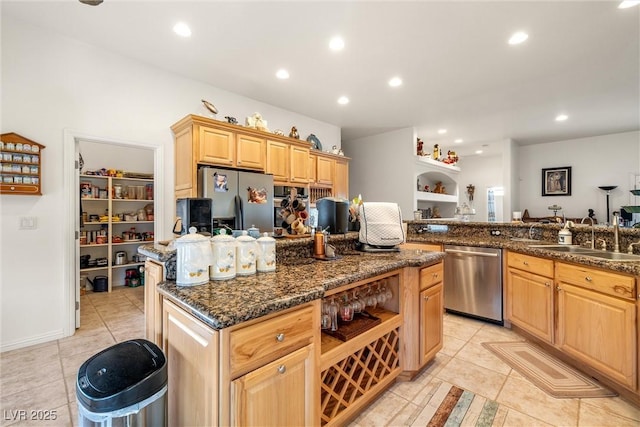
[1,329,65,353]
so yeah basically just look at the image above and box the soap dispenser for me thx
[558,221,574,245]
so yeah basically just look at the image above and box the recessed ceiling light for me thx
[508,31,528,45]
[337,96,349,105]
[173,22,192,38]
[475,150,483,154]
[388,77,403,87]
[555,114,569,122]
[329,36,345,51]
[454,139,463,143]
[276,69,290,80]
[437,129,447,135]
[619,1,640,8]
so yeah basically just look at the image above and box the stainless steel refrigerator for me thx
[199,167,274,232]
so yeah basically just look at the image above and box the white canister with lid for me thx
[257,232,276,272]
[175,227,212,286]
[236,231,257,276]
[210,229,236,280]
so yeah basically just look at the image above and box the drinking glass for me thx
[339,294,354,322]
[351,290,364,314]
[376,282,387,305]
[328,297,339,331]
[365,285,377,309]
[320,299,331,330]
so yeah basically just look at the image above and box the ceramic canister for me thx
[210,229,236,280]
[175,227,212,286]
[257,232,276,273]
[236,231,257,276]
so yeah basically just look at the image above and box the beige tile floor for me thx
[1,288,639,427]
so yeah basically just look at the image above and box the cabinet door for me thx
[289,145,310,184]
[557,283,637,389]
[420,283,443,365]
[163,300,219,427]
[266,140,289,183]
[334,159,349,200]
[144,260,163,347]
[236,134,265,171]
[308,153,317,185]
[231,345,314,427]
[198,125,235,166]
[401,242,442,252]
[174,126,196,196]
[316,156,334,186]
[506,268,554,343]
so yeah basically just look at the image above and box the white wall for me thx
[343,127,415,218]
[457,154,503,222]
[518,131,639,223]
[0,18,340,351]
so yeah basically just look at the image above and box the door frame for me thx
[63,129,166,335]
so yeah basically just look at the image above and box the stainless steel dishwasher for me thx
[443,245,503,323]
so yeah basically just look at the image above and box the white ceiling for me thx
[3,1,639,156]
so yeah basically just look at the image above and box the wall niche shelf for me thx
[415,157,460,218]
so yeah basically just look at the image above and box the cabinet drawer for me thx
[229,305,314,377]
[420,263,443,290]
[507,251,554,277]
[556,262,636,300]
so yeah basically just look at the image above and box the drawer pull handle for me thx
[424,296,430,301]
[585,276,593,282]
[276,333,285,342]
[433,273,439,279]
[278,365,286,374]
[556,286,561,291]
[545,282,551,287]
[523,261,529,266]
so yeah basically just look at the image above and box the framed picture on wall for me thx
[542,166,571,196]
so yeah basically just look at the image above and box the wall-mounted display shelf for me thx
[1,133,45,195]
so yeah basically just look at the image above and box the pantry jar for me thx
[256,232,276,273]
[235,231,257,276]
[210,229,236,280]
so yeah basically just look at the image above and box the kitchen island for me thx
[147,246,445,426]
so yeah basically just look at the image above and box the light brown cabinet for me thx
[236,133,266,171]
[401,242,443,252]
[315,155,333,187]
[420,281,444,365]
[231,345,315,427]
[506,252,555,343]
[199,125,235,166]
[1,132,45,195]
[333,158,349,200]
[144,259,163,347]
[556,262,637,389]
[266,140,289,183]
[308,153,317,185]
[162,299,219,427]
[289,145,310,184]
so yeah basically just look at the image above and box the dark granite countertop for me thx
[157,249,444,330]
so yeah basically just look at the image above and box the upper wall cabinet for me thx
[171,115,317,198]
[1,132,45,196]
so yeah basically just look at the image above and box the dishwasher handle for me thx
[444,248,499,257]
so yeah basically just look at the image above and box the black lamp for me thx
[598,186,617,225]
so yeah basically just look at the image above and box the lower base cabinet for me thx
[506,268,554,343]
[231,345,315,426]
[420,282,444,364]
[162,300,219,427]
[557,282,637,389]
[144,259,163,346]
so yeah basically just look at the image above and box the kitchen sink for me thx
[528,244,640,262]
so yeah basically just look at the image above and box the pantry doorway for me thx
[63,129,167,335]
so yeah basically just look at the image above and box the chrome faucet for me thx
[528,223,540,240]
[612,211,620,253]
[580,216,595,249]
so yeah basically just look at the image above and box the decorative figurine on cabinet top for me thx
[246,112,269,132]
[273,129,285,136]
[417,138,424,156]
[289,126,299,139]
[224,116,238,125]
[201,99,218,115]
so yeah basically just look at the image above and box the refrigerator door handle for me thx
[234,195,243,230]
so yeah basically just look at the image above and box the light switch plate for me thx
[19,216,37,230]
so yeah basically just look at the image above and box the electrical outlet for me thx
[490,229,501,236]
[19,216,37,230]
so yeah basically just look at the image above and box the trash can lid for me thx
[76,339,167,413]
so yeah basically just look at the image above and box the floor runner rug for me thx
[427,385,499,427]
[482,341,616,398]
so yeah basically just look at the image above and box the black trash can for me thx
[76,339,167,427]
